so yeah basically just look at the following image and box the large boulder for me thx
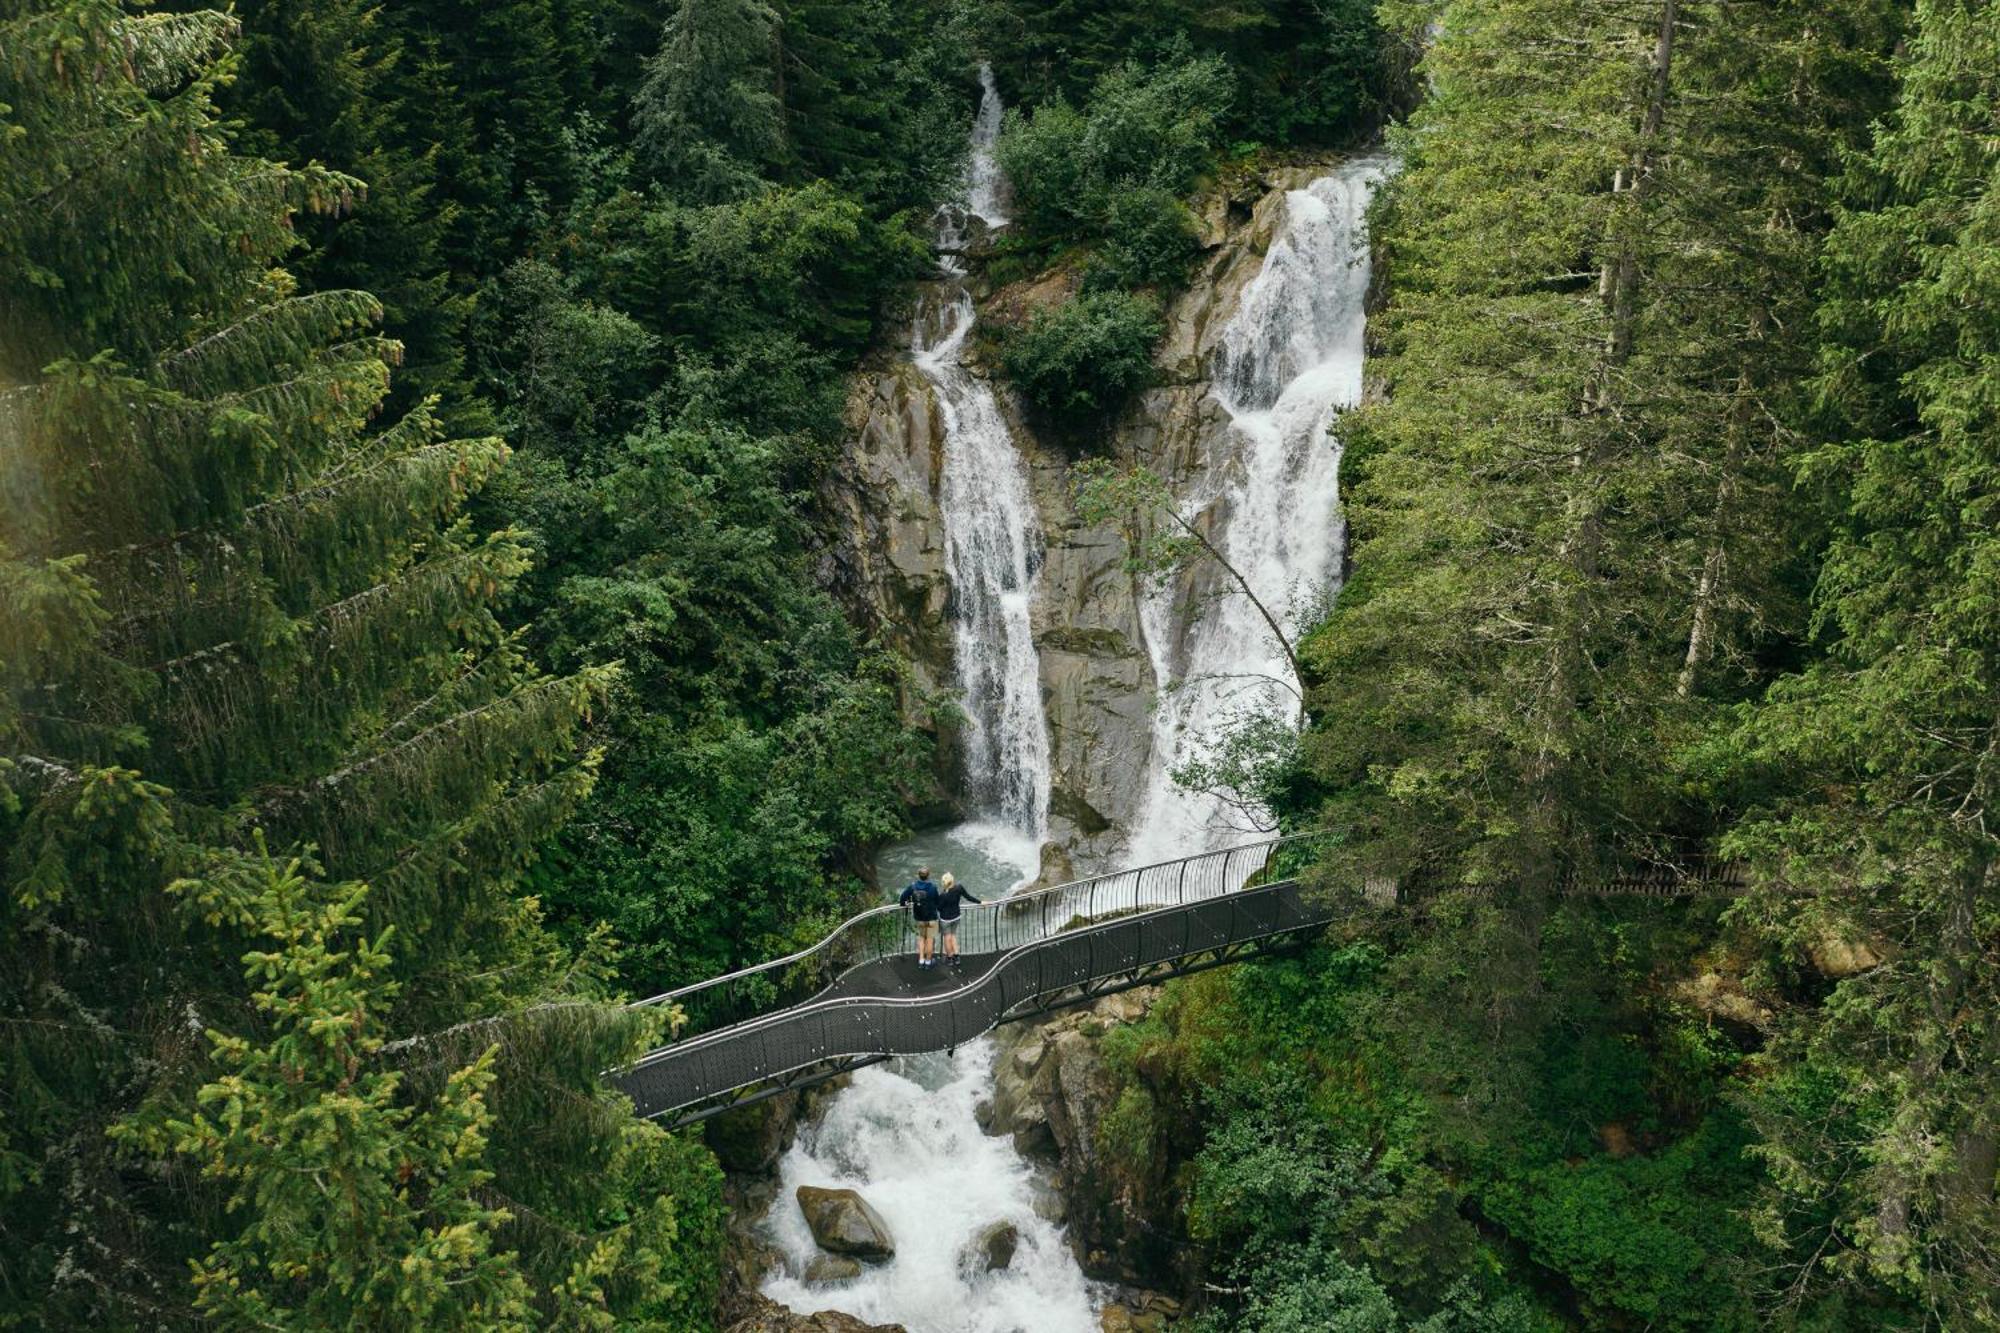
[795,1185,896,1260]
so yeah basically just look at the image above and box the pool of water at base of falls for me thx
[756,823,1105,1333]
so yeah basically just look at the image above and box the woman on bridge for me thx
[935,872,982,968]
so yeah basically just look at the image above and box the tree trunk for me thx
[1678,426,1743,698]
[1166,507,1307,720]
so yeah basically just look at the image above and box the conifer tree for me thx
[221,0,472,419]
[1723,0,2000,1317]
[1305,0,1897,886]
[0,5,715,1324]
[634,0,785,202]
[116,853,540,1330]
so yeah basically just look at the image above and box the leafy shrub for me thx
[997,52,1232,244]
[1087,184,1201,290]
[1081,53,1232,195]
[994,97,1097,234]
[1000,289,1163,425]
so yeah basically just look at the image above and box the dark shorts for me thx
[939,915,962,937]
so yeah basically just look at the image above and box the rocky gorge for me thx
[820,160,1358,871]
[726,144,1390,1331]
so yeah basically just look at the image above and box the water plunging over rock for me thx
[796,86,1390,1319]
[761,1043,1101,1332]
[761,72,1096,1332]
[1128,158,1390,864]
[921,64,1050,839]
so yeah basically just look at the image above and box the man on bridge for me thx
[899,868,943,969]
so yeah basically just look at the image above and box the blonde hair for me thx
[939,872,956,890]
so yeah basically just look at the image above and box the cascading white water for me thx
[1128,158,1390,866]
[762,1044,1100,1333]
[758,61,1386,1321]
[758,70,1094,1332]
[922,63,1048,839]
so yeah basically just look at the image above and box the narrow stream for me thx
[757,76,1388,1333]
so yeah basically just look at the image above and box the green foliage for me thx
[1104,907,1772,1329]
[1000,290,1163,426]
[634,0,785,202]
[1477,1117,1759,1330]
[120,854,541,1329]
[1710,1,2000,1320]
[484,180,934,995]
[0,7,710,1324]
[979,0,1401,145]
[997,51,1232,240]
[1087,185,1202,290]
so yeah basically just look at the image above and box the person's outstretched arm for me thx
[963,888,982,903]
[898,884,915,906]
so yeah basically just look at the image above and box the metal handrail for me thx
[615,873,1333,1121]
[628,829,1339,1041]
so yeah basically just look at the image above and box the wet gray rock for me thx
[795,1185,896,1260]
[722,1177,784,1297]
[803,1254,864,1284]
[975,1220,1020,1271]
[723,1292,906,1333]
[706,1092,800,1175]
[821,163,1342,868]
[986,989,1180,1285]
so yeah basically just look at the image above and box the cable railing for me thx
[629,830,1339,1042]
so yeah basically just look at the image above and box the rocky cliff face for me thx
[823,164,1337,863]
[976,988,1186,1288]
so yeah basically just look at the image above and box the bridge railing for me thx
[616,872,1336,1123]
[630,829,1337,1042]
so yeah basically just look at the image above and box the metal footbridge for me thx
[612,834,1341,1129]
[609,833,1748,1129]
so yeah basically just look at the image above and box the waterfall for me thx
[758,67,1385,1323]
[1128,157,1390,865]
[922,62,1048,842]
[757,70,1091,1333]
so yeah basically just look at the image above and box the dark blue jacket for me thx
[899,879,940,921]
[936,886,982,921]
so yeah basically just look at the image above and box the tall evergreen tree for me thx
[1305,0,1897,886]
[634,0,785,203]
[1723,0,2000,1318]
[0,4,716,1324]
[218,0,471,419]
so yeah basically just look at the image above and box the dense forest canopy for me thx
[2,0,1996,1328]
